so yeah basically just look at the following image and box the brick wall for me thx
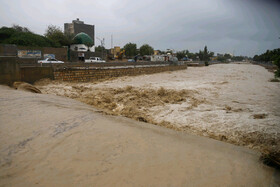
[54,65,187,82]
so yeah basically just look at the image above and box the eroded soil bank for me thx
[36,63,280,154]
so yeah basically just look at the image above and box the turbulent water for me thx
[36,63,280,154]
[0,84,278,186]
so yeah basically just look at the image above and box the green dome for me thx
[73,32,93,46]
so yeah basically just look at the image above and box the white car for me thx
[38,58,64,63]
[85,57,106,63]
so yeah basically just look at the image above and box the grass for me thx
[269,78,280,82]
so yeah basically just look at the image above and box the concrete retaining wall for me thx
[1,60,187,84]
[54,65,187,82]
[20,67,54,83]
[0,44,68,64]
[17,46,67,63]
[0,60,54,85]
[0,61,20,85]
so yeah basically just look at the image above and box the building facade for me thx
[110,46,121,57]
[71,32,95,52]
[64,18,95,45]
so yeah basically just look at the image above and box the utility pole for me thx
[97,37,105,60]
[111,34,114,59]
[111,35,113,49]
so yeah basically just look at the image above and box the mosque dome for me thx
[73,32,93,46]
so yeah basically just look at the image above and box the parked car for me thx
[127,59,135,62]
[181,57,189,61]
[85,57,106,63]
[38,58,64,63]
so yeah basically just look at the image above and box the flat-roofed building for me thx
[64,18,95,45]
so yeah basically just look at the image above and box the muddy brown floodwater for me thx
[0,84,279,186]
[36,63,280,154]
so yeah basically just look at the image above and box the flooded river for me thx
[36,63,280,154]
[0,85,278,186]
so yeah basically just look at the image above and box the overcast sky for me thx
[0,0,279,56]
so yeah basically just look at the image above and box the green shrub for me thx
[274,56,280,77]
[269,78,279,82]
[0,26,59,47]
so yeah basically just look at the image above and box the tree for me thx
[253,48,280,62]
[209,52,214,58]
[0,26,56,47]
[232,56,245,61]
[0,27,16,42]
[45,25,71,47]
[253,55,259,61]
[12,24,31,33]
[186,51,196,59]
[64,32,75,45]
[217,56,226,62]
[197,50,204,61]
[95,45,106,53]
[224,53,232,59]
[216,53,232,62]
[252,48,280,77]
[140,44,154,56]
[203,46,209,61]
[273,55,280,77]
[123,42,137,57]
[176,50,189,60]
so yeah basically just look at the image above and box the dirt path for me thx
[36,63,280,154]
[0,85,278,186]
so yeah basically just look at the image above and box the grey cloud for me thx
[0,0,279,56]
